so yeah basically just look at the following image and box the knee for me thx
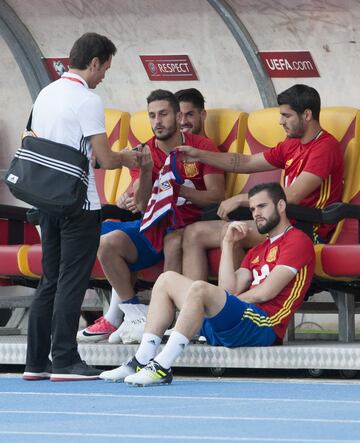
[187,280,209,302]
[156,270,178,286]
[153,270,178,294]
[183,222,206,247]
[97,231,125,261]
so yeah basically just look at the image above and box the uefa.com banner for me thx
[258,51,320,78]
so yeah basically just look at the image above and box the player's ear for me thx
[277,198,286,213]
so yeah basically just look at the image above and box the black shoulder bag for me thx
[5,111,89,217]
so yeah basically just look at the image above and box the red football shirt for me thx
[131,132,223,225]
[263,131,343,240]
[241,227,315,339]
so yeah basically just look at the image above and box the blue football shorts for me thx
[200,291,277,347]
[101,219,164,272]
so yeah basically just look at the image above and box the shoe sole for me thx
[50,375,100,382]
[23,372,51,381]
[126,380,172,387]
[77,334,110,343]
[100,377,125,383]
[107,336,122,344]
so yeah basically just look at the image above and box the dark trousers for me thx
[25,210,101,370]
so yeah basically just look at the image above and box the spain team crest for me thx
[251,256,259,264]
[266,246,278,263]
[183,162,199,178]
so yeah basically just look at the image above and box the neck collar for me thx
[268,224,292,243]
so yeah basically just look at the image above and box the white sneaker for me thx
[108,326,123,344]
[124,360,173,386]
[107,304,148,344]
[99,356,145,382]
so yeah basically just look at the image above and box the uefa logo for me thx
[149,62,157,74]
[53,60,67,77]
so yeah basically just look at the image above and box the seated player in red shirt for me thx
[116,88,209,269]
[179,84,343,281]
[77,89,225,342]
[99,182,315,385]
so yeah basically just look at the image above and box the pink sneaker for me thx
[77,316,116,343]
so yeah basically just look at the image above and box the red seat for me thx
[0,214,40,283]
[26,244,107,281]
[0,245,27,276]
[319,244,360,277]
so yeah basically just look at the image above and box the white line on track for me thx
[2,375,360,386]
[1,391,360,405]
[0,431,359,442]
[0,409,360,424]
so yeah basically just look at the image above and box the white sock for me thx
[135,333,162,365]
[104,288,124,327]
[155,331,189,369]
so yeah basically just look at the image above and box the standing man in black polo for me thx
[23,33,139,381]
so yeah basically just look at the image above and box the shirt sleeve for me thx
[276,231,314,270]
[77,94,106,137]
[301,136,337,179]
[263,142,286,169]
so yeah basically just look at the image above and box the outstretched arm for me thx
[91,133,140,169]
[178,147,275,174]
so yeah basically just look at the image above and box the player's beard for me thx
[154,120,178,141]
[286,118,305,139]
[256,207,281,234]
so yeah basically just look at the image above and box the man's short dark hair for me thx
[174,88,205,110]
[248,182,287,205]
[146,89,180,113]
[277,84,321,121]
[69,33,117,70]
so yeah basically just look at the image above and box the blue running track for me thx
[0,376,360,442]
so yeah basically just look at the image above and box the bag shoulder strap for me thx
[26,110,33,131]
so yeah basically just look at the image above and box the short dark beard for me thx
[256,208,281,234]
[287,117,305,139]
[154,121,177,141]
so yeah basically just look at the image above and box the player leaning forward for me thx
[100,182,315,386]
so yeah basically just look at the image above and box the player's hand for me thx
[120,147,141,169]
[177,145,202,162]
[137,144,153,173]
[116,192,140,213]
[223,221,252,243]
[217,194,248,220]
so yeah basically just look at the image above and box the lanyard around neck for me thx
[62,76,86,87]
